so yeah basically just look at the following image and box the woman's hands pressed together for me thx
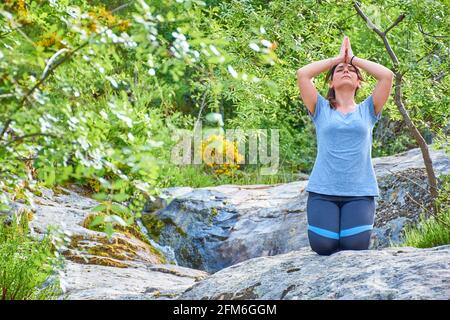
[334,35,354,66]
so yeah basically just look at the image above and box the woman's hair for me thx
[324,63,365,109]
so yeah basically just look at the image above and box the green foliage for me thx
[0,0,447,249]
[0,212,62,300]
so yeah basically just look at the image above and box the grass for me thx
[158,162,302,188]
[399,209,450,248]
[397,173,450,248]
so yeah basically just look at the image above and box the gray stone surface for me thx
[179,245,450,300]
[21,186,209,300]
[61,261,208,300]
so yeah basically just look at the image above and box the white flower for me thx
[39,117,52,133]
[260,26,266,34]
[115,113,133,128]
[201,48,210,57]
[249,43,260,52]
[69,117,79,124]
[209,44,221,56]
[261,39,272,48]
[100,110,108,120]
[106,76,118,88]
[148,68,155,76]
[227,65,238,79]
[66,6,80,19]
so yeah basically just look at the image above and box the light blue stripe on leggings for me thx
[308,225,340,240]
[340,224,373,237]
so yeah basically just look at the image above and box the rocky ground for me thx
[3,144,449,299]
[179,245,450,300]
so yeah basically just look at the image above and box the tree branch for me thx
[353,1,401,70]
[384,13,406,34]
[418,23,447,39]
[2,133,60,147]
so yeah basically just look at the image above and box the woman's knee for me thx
[339,230,372,250]
[308,231,339,255]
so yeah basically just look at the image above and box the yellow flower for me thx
[200,134,244,176]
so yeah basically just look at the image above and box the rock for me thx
[20,185,208,299]
[146,183,309,273]
[61,261,208,300]
[178,245,450,300]
[146,144,449,273]
[370,217,412,249]
[372,144,450,178]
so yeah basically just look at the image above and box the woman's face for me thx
[330,63,360,91]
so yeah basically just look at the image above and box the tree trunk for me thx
[354,1,440,216]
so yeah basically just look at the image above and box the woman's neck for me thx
[334,90,356,109]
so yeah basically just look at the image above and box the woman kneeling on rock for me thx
[296,35,394,255]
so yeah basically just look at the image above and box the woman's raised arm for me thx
[350,56,394,115]
[296,57,338,113]
[296,36,347,113]
[345,37,394,115]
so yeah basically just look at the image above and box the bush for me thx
[0,211,62,300]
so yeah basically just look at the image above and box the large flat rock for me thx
[179,245,450,300]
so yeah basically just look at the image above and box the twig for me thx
[41,48,70,81]
[384,13,406,34]
[405,191,450,228]
[111,1,134,13]
[418,23,447,39]
[386,168,439,192]
[2,133,60,147]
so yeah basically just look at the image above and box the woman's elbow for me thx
[385,70,395,80]
[296,68,309,79]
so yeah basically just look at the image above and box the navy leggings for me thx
[306,191,376,255]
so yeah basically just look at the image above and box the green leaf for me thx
[92,193,108,201]
[88,215,105,228]
[91,204,107,212]
[110,203,130,216]
[104,223,114,238]
[112,193,129,202]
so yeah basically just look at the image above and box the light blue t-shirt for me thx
[305,93,383,197]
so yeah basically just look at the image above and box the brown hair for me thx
[324,63,365,109]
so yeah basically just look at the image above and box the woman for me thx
[296,36,394,256]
